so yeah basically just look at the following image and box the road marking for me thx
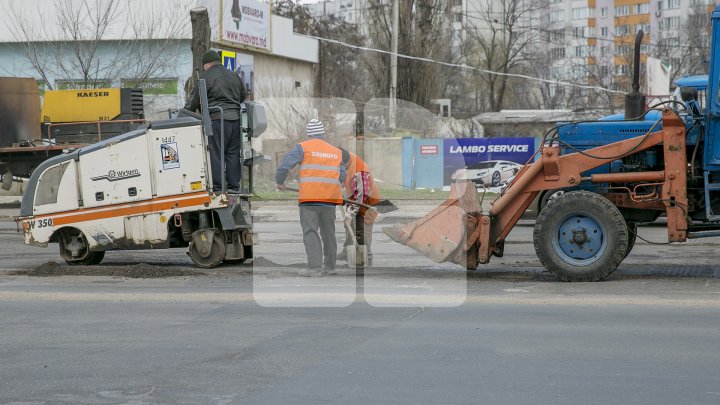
[1,290,720,308]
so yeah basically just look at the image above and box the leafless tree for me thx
[362,0,456,110]
[460,0,539,112]
[8,0,191,90]
[274,0,370,103]
[652,5,711,83]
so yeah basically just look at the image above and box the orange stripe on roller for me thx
[49,195,212,226]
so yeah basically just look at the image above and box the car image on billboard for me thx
[451,160,521,187]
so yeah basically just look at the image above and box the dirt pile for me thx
[25,262,205,278]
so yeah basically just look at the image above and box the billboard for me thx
[221,0,271,51]
[443,138,535,185]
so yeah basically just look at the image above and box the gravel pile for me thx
[25,262,205,278]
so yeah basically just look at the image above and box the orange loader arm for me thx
[384,109,688,269]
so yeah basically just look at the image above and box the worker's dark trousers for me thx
[210,119,242,192]
[299,205,337,270]
[343,213,373,251]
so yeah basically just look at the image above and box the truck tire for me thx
[533,191,628,282]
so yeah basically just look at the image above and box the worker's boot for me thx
[298,267,324,277]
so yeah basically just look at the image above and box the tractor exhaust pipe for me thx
[625,30,646,120]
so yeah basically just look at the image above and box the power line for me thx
[300,33,627,95]
[299,2,710,50]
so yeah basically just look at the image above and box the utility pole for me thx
[389,0,398,132]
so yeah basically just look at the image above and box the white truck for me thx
[16,80,266,268]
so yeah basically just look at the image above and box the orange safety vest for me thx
[345,152,381,206]
[298,139,343,204]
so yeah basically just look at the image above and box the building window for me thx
[663,0,680,9]
[634,3,649,14]
[601,27,608,37]
[600,7,607,17]
[615,5,630,16]
[551,65,564,79]
[661,16,680,30]
[572,7,588,20]
[549,10,564,22]
[615,25,630,36]
[615,64,629,75]
[548,29,564,41]
[615,44,631,54]
[550,47,565,60]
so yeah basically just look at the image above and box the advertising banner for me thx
[443,138,535,186]
[121,78,178,95]
[221,0,271,51]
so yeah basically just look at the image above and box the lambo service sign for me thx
[443,137,535,185]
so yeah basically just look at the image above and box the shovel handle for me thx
[279,186,376,211]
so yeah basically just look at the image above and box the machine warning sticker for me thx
[161,142,180,170]
[191,181,203,190]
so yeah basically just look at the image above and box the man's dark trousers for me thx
[210,118,242,192]
[299,205,337,270]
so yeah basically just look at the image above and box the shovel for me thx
[341,203,368,268]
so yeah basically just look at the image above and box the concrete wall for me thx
[362,138,404,190]
[253,54,315,100]
[261,136,405,190]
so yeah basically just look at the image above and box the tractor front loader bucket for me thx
[382,181,485,269]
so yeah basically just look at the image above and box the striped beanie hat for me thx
[306,119,325,137]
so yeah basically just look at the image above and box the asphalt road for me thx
[2,208,720,404]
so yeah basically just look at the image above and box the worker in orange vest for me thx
[276,119,346,276]
[339,148,381,264]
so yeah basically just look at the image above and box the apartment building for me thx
[304,0,367,24]
[537,0,718,108]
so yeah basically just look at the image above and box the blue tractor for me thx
[386,6,720,281]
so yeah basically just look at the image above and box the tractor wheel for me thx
[58,230,105,266]
[625,222,637,258]
[189,234,226,269]
[539,189,566,213]
[533,191,628,282]
[491,171,501,187]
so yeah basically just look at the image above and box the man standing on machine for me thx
[184,50,246,192]
[276,119,346,276]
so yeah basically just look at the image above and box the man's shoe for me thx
[298,268,324,277]
[324,267,337,275]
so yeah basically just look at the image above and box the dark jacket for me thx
[184,64,247,120]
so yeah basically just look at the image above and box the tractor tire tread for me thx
[533,191,628,282]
